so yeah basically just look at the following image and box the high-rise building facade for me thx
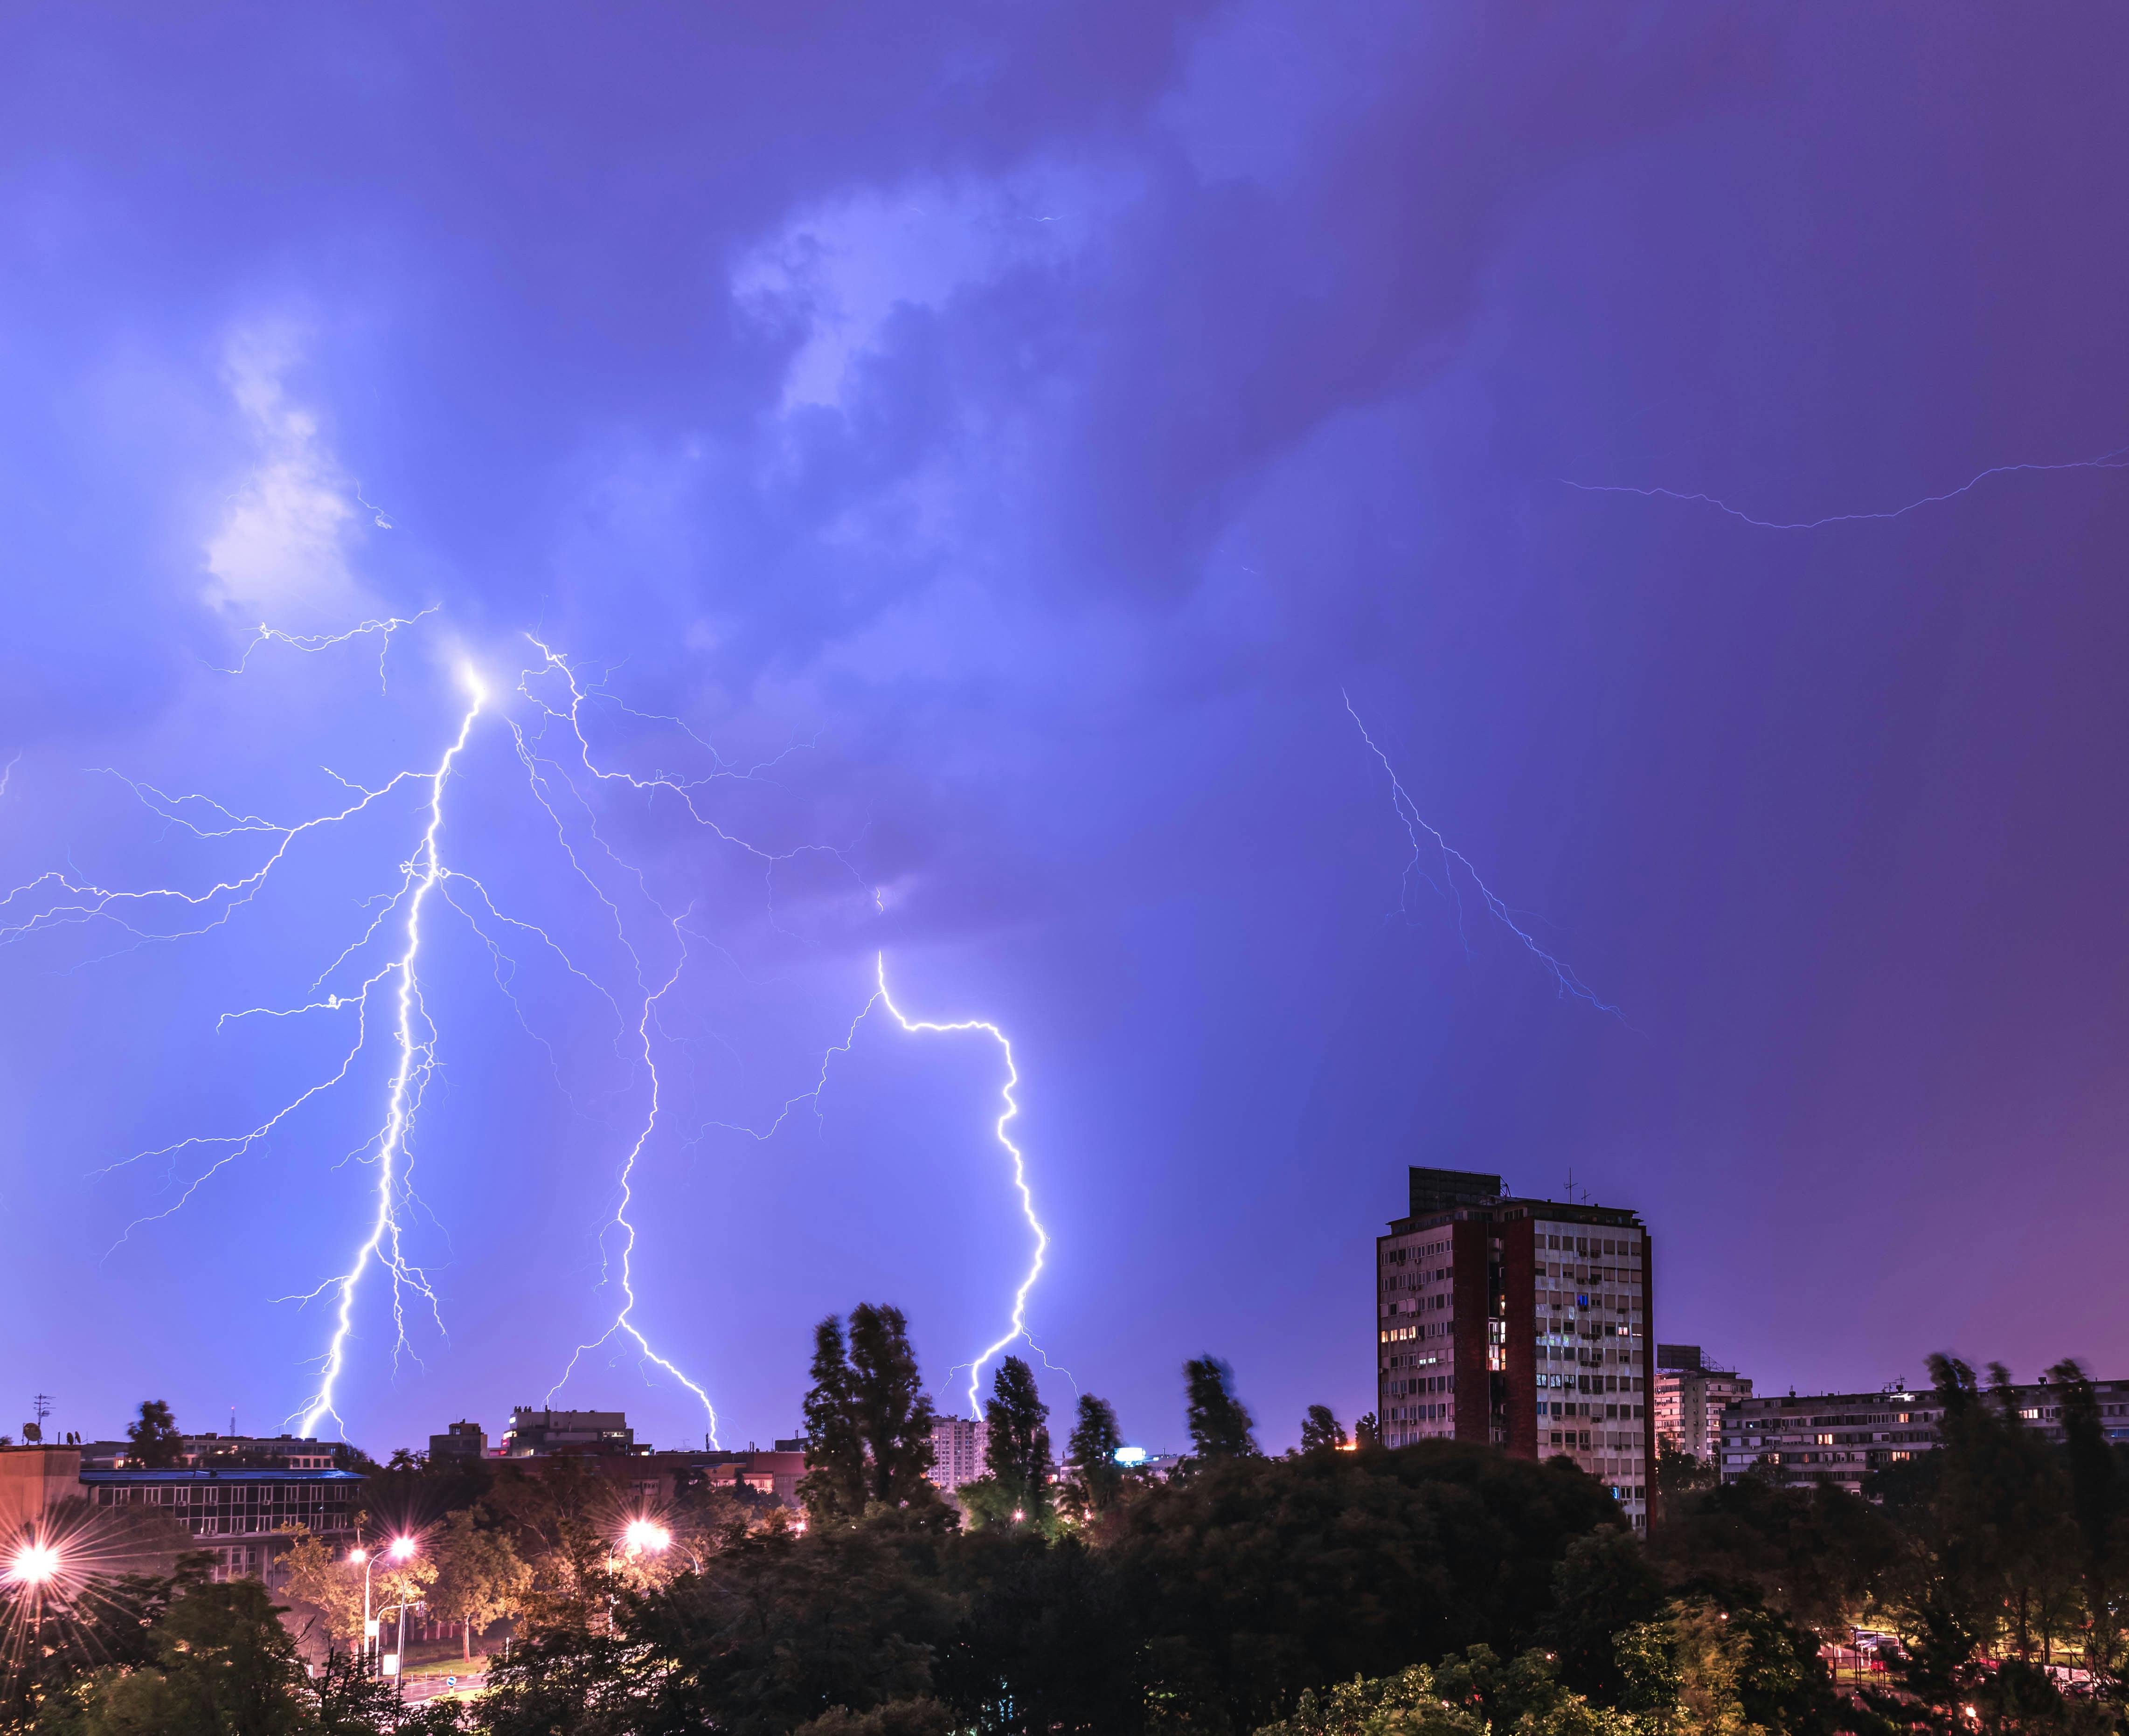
[1376,1167,1655,1528]
[1654,1346,1752,1465]
[929,1415,987,1491]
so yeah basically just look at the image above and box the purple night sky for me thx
[2,4,2126,1458]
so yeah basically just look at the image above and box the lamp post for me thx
[384,1535,418,1696]
[347,1545,375,1671]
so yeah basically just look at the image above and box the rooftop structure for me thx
[499,1407,637,1457]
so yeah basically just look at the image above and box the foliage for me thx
[802,1305,940,1526]
[480,1457,624,1635]
[932,1527,1146,1733]
[57,1577,312,1736]
[422,1508,528,1659]
[1110,1439,1625,1731]
[122,1402,183,1471]
[1185,1356,1260,1462]
[788,1703,957,1736]
[1654,1443,1716,1504]
[978,1357,1052,1527]
[1542,1529,1669,1702]
[277,1529,367,1645]
[1254,1662,1487,1736]
[847,1305,939,1509]
[802,1314,869,1525]
[1615,1595,1845,1736]
[481,1515,959,1736]
[1301,1407,1350,1455]
[1649,1474,1897,1632]
[1062,1394,1125,1522]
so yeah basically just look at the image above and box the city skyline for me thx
[4,7,2129,1456]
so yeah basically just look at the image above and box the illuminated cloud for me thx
[201,325,366,619]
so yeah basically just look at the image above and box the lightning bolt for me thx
[1343,690,1617,1016]
[296,670,484,1434]
[718,948,1056,1418]
[1563,442,2129,530]
[7,613,1054,1443]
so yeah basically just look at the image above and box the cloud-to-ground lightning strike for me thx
[544,935,722,1443]
[0,628,729,1437]
[1,615,1064,1439]
[720,949,1057,1417]
[1563,442,2129,530]
[1344,691,1618,1016]
[296,671,484,1434]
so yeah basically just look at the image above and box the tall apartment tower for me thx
[1654,1345,1752,1466]
[1375,1167,1655,1529]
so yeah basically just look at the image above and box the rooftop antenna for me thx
[26,1394,54,1443]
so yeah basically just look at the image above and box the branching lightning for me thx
[1344,691,1617,1016]
[1563,443,2129,530]
[295,674,483,1434]
[4,615,1061,1443]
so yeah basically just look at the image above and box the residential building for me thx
[1655,1346,1752,1465]
[1719,1376,2129,1494]
[1377,1167,1655,1529]
[429,1420,488,1461]
[930,1415,987,1491]
[499,1407,637,1456]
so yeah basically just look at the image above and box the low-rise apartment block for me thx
[1720,1377,2129,1492]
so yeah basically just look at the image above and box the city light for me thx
[5,1542,61,1587]
[388,1535,417,1562]
[348,1547,368,1565]
[622,1519,672,1556]
[1113,1446,1148,1467]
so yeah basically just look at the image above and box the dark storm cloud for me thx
[2,2,2127,1455]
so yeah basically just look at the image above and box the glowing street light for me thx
[621,1519,672,1556]
[5,1542,61,1588]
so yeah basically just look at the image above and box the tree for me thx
[1109,1437,1621,1730]
[848,1303,938,1508]
[2046,1357,2124,1675]
[425,1507,530,1660]
[1617,1596,1847,1736]
[125,1400,184,1469]
[277,1527,367,1645]
[802,1314,868,1525]
[1183,1356,1258,1461]
[68,1576,312,1736]
[1355,1411,1381,1450]
[1542,1527,1667,1702]
[482,1457,623,1635]
[1299,1405,1348,1455]
[983,1357,1052,1525]
[1063,1394,1124,1520]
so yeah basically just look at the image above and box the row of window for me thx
[1534,1230,1640,1258]
[1541,1400,1644,1420]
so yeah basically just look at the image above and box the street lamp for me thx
[384,1536,419,1695]
[621,1519,671,1557]
[348,1546,376,1670]
[5,1542,61,1588]
[7,1540,63,1649]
